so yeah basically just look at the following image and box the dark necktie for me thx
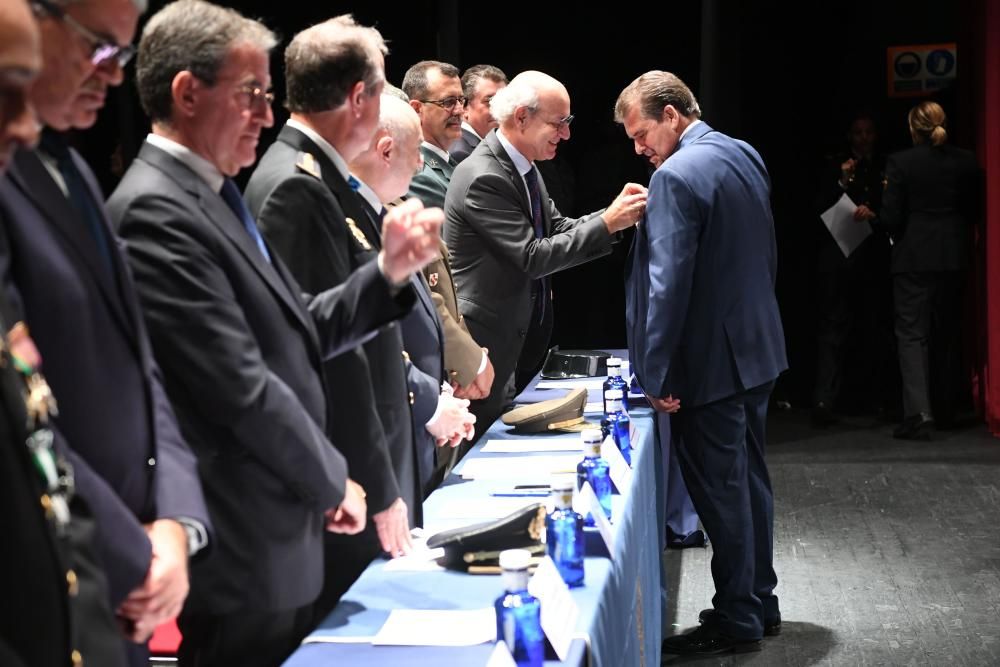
[39,130,114,274]
[219,178,271,263]
[522,166,549,323]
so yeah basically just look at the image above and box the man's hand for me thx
[380,198,443,284]
[648,394,681,414]
[454,350,494,400]
[372,497,413,558]
[427,392,476,447]
[840,158,857,186]
[853,204,876,221]
[325,479,367,535]
[116,519,190,643]
[602,183,648,234]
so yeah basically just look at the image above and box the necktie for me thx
[347,175,361,191]
[39,130,114,274]
[521,167,549,324]
[219,178,271,263]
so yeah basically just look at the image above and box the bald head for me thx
[350,94,424,204]
[0,0,41,174]
[490,70,571,162]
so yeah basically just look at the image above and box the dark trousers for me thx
[177,604,314,667]
[311,529,381,627]
[514,291,553,394]
[894,270,964,420]
[674,381,778,640]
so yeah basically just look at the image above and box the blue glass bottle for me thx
[546,478,584,587]
[494,549,544,667]
[601,393,632,466]
[602,357,629,414]
[576,428,612,526]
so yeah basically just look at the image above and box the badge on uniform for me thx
[295,151,322,179]
[344,218,372,251]
[428,272,439,287]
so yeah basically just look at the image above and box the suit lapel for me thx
[9,149,137,341]
[484,132,533,224]
[139,143,317,343]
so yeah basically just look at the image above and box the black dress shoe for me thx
[893,412,934,440]
[662,624,762,655]
[810,402,839,428]
[665,529,709,550]
[698,608,782,636]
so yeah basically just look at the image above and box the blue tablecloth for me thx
[283,352,664,666]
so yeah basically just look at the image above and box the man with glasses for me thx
[108,3,441,665]
[444,70,648,430]
[0,0,212,664]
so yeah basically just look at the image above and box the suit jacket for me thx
[449,127,480,164]
[107,141,413,613]
[444,130,615,412]
[626,122,787,407]
[0,145,209,607]
[244,124,431,523]
[877,142,980,274]
[408,144,454,209]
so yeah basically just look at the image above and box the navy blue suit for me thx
[0,145,210,613]
[626,122,787,640]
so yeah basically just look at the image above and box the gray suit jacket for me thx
[449,127,480,165]
[443,131,615,417]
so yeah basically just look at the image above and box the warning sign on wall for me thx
[887,43,957,98]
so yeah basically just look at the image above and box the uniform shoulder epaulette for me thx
[295,151,322,179]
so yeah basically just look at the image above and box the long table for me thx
[282,357,665,666]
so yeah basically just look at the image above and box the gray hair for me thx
[461,64,508,99]
[378,94,419,140]
[136,0,277,123]
[382,83,409,102]
[613,70,701,124]
[401,60,460,102]
[285,15,387,114]
[489,77,539,124]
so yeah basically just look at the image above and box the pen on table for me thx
[489,491,549,498]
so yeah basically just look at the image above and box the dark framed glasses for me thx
[31,0,136,68]
[545,114,575,131]
[420,96,467,110]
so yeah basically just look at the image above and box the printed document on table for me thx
[821,193,872,257]
[372,608,496,646]
[481,438,581,453]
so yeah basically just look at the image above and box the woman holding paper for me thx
[876,101,980,439]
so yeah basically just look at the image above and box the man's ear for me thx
[349,80,367,118]
[515,106,529,128]
[376,134,394,165]
[171,71,199,119]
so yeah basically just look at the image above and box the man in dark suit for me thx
[450,64,508,164]
[0,6,121,664]
[0,0,211,661]
[876,100,980,438]
[107,3,440,665]
[350,94,476,492]
[444,70,646,428]
[616,71,788,656]
[243,18,467,619]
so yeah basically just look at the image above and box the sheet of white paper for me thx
[601,436,633,492]
[821,193,873,257]
[302,634,375,644]
[535,378,606,390]
[433,497,539,520]
[381,546,446,572]
[486,640,519,667]
[527,557,579,661]
[372,608,497,646]
[481,438,582,453]
[584,401,604,413]
[588,485,616,558]
[460,455,580,480]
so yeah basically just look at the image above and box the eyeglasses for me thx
[543,114,575,131]
[420,96,467,110]
[236,84,275,110]
[31,0,135,68]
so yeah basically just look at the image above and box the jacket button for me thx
[402,350,410,361]
[409,391,415,405]
[147,457,156,467]
[66,570,78,597]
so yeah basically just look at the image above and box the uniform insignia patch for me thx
[428,272,439,287]
[295,151,322,179]
[344,217,372,250]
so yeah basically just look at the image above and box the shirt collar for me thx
[461,121,483,142]
[421,141,451,164]
[146,133,225,193]
[496,129,533,177]
[678,118,703,143]
[351,175,382,215]
[286,119,351,181]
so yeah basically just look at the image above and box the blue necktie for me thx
[347,175,361,191]
[522,167,548,323]
[40,130,114,274]
[219,178,271,263]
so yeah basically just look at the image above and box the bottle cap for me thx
[606,357,621,367]
[581,428,603,444]
[499,548,532,571]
